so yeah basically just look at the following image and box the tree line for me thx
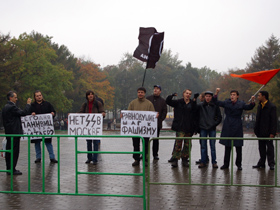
[1,31,280,117]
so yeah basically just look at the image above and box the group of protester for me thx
[126,86,277,171]
[1,85,277,175]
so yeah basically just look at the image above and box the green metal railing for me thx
[0,134,147,210]
[147,136,280,210]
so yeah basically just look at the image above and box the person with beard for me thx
[31,90,58,163]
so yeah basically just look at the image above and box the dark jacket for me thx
[79,99,104,114]
[254,100,277,137]
[146,94,167,130]
[213,96,255,147]
[198,100,222,131]
[30,100,56,143]
[2,101,31,134]
[166,95,197,135]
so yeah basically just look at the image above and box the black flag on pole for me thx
[133,27,164,69]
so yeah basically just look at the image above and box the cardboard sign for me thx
[68,113,103,140]
[21,114,55,140]
[121,110,158,138]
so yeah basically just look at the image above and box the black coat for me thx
[254,100,277,137]
[213,97,255,147]
[166,95,198,135]
[30,100,56,143]
[198,101,222,131]
[2,101,31,134]
[146,95,167,130]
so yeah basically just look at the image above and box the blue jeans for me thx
[87,140,99,162]
[200,129,216,164]
[35,141,55,159]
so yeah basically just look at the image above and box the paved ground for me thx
[0,130,280,210]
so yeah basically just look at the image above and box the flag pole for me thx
[249,85,265,102]
[142,69,147,87]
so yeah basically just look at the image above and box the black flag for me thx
[133,27,164,69]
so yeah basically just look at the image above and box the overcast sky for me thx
[1,0,280,73]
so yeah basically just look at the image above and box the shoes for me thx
[168,157,176,162]
[182,161,189,167]
[85,160,91,164]
[212,163,218,169]
[34,158,41,163]
[270,165,275,170]
[237,166,242,170]
[196,159,209,164]
[7,170,23,175]
[252,165,265,169]
[50,159,58,163]
[132,160,140,166]
[92,161,97,165]
[171,159,178,167]
[220,165,229,170]
[154,156,159,160]
[198,163,206,168]
[182,158,189,167]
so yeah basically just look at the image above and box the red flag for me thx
[230,68,280,85]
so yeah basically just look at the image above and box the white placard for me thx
[68,113,103,140]
[121,110,158,138]
[21,114,55,140]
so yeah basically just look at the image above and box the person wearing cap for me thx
[197,91,222,168]
[146,85,167,160]
[195,91,210,165]
[213,88,255,170]
[166,89,199,168]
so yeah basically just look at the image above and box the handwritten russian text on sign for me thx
[121,110,158,138]
[21,114,55,140]
[68,114,103,139]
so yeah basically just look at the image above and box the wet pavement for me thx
[0,130,280,210]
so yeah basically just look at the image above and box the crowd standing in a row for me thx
[1,85,277,175]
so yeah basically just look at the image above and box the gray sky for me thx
[1,0,280,73]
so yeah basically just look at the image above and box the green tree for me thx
[0,32,73,112]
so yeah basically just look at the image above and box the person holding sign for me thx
[166,89,198,168]
[146,85,167,160]
[79,90,105,165]
[2,91,32,175]
[31,90,58,164]
[124,87,156,167]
